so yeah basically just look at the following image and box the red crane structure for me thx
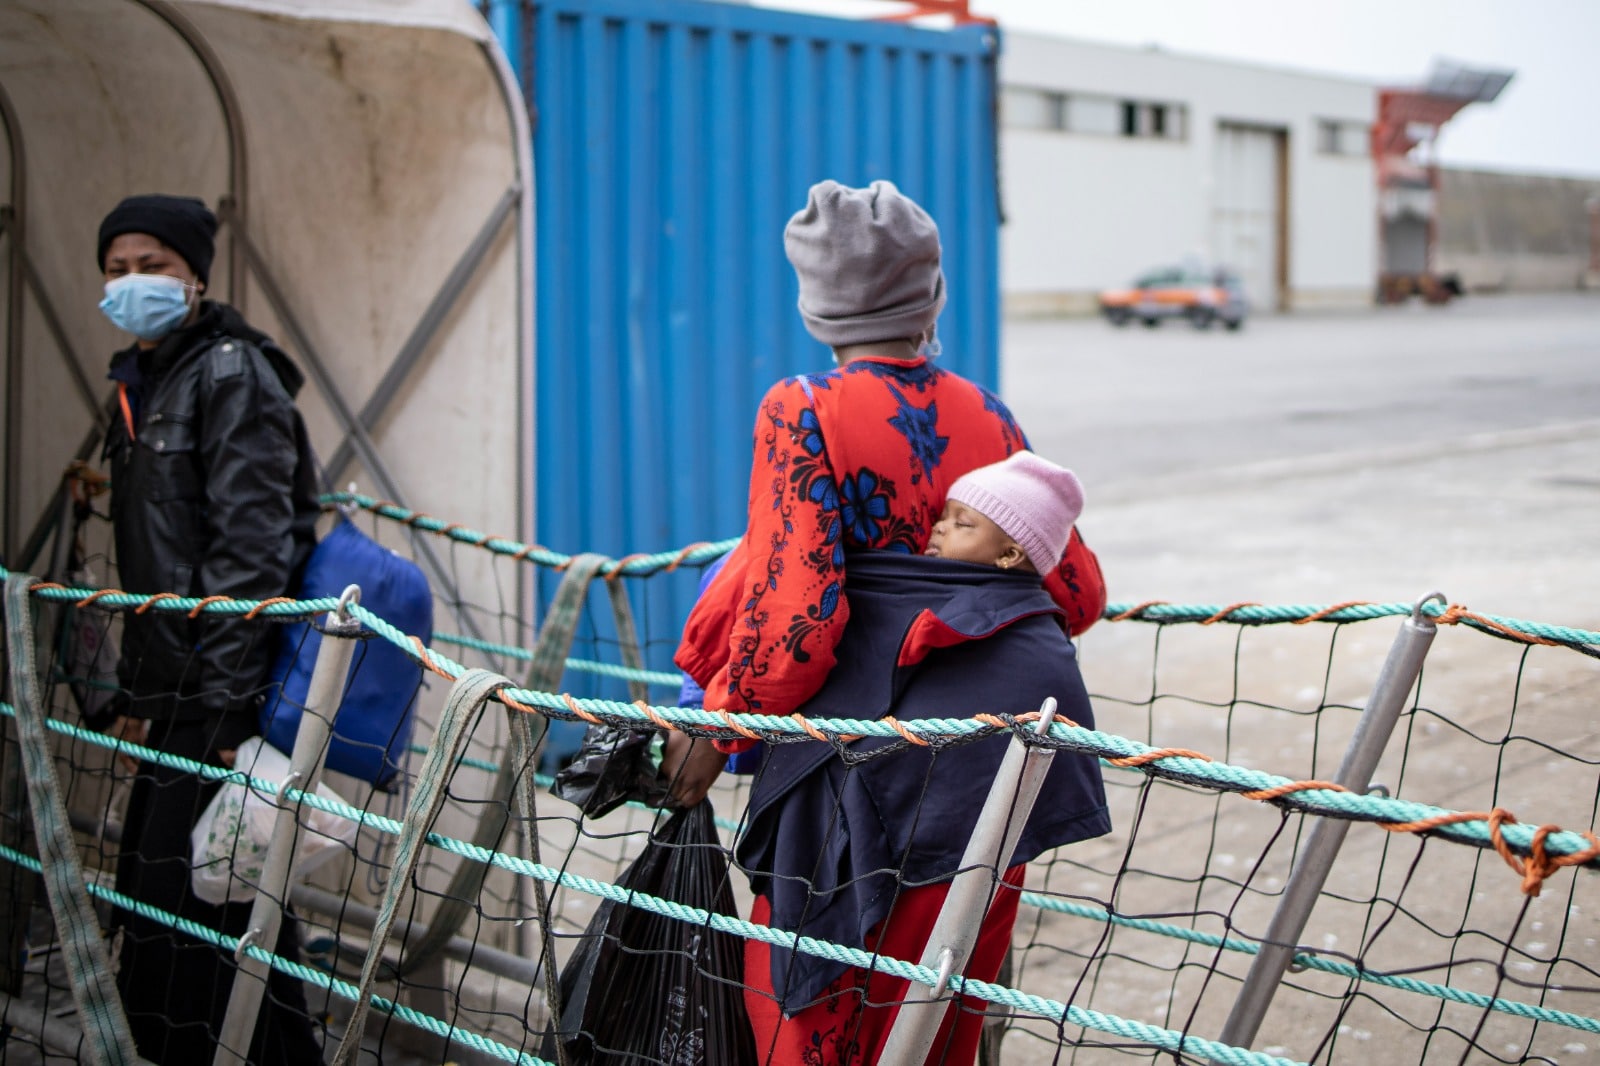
[1372,60,1513,304]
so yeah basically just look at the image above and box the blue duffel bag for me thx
[260,518,432,788]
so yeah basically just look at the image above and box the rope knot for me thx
[1488,809,1600,897]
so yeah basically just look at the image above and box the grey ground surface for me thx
[998,292,1600,1065]
[1005,292,1600,628]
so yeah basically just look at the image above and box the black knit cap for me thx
[97,195,219,285]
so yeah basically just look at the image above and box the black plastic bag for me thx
[550,724,672,817]
[542,801,756,1065]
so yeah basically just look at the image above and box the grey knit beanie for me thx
[784,179,946,347]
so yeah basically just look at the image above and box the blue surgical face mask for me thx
[99,273,195,341]
[919,330,942,360]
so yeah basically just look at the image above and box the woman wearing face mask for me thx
[95,194,322,1065]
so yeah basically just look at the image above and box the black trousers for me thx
[113,719,324,1065]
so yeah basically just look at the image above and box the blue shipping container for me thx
[496,0,1002,700]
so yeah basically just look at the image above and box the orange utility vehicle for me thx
[1098,265,1248,330]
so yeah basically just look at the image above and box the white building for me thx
[999,33,1377,315]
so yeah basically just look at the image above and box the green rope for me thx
[321,493,738,577]
[14,705,1600,1043]
[431,631,682,688]
[0,844,547,1066]
[1019,895,1600,1035]
[11,568,1597,865]
[12,564,1594,661]
[405,747,745,838]
[0,827,1298,1066]
[349,604,1600,867]
[1105,600,1600,650]
[15,560,1600,643]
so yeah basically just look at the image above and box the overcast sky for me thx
[762,0,1598,177]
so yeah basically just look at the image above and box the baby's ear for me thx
[998,543,1030,571]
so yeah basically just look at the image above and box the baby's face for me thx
[924,500,1028,570]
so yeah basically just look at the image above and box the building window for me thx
[1317,118,1369,157]
[1001,86,1186,141]
[1002,86,1066,131]
[1067,94,1121,136]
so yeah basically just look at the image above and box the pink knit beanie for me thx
[945,451,1085,574]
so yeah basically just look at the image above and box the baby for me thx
[925,450,1085,573]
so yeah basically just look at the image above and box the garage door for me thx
[1213,123,1285,311]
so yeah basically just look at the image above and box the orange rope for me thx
[1110,600,1168,622]
[1109,747,1214,768]
[500,694,538,717]
[429,677,1600,893]
[560,693,604,726]
[717,710,764,741]
[1202,602,1261,625]
[133,592,179,615]
[637,700,676,732]
[1293,601,1376,624]
[1486,809,1600,897]
[1376,809,1488,834]
[187,596,230,618]
[244,596,295,620]
[881,717,930,747]
[666,542,713,573]
[1435,604,1561,647]
[409,636,454,681]
[1241,779,1348,801]
[604,554,651,582]
[791,713,832,743]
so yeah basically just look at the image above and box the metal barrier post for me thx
[1216,591,1445,1053]
[213,586,362,1066]
[880,698,1061,1065]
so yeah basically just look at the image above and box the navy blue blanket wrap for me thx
[734,551,1111,1011]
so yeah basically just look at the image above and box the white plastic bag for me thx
[190,736,358,906]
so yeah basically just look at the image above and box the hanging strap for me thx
[329,667,513,1066]
[4,574,145,1066]
[333,552,653,1065]
[385,553,613,978]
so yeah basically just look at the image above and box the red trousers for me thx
[743,865,1026,1066]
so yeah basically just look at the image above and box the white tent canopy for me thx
[0,0,533,613]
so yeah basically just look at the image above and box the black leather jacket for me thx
[105,302,319,748]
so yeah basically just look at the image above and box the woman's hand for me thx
[661,732,727,808]
[107,715,148,774]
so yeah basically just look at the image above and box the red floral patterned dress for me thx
[676,352,1105,715]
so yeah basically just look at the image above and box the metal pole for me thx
[14,409,109,575]
[58,816,546,989]
[218,206,498,665]
[136,0,249,310]
[287,884,544,987]
[0,988,91,1060]
[213,586,362,1066]
[880,698,1061,1065]
[324,186,518,481]
[1216,591,1444,1053]
[21,244,106,427]
[0,76,26,563]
